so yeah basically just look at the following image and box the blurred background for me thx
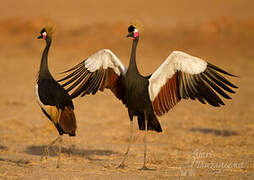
[0,0,253,178]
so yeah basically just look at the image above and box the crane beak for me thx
[37,35,43,39]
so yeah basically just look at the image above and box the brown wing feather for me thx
[152,73,180,116]
[152,64,237,116]
[105,69,125,102]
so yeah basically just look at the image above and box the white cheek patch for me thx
[42,32,47,39]
[133,29,139,39]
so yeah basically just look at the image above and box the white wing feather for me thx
[84,49,127,75]
[35,84,44,109]
[148,51,207,101]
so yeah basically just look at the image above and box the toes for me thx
[117,163,126,169]
[139,166,155,171]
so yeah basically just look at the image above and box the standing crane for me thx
[58,24,237,170]
[35,27,77,168]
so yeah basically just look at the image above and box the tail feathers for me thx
[59,107,77,136]
[137,113,162,132]
[41,106,77,136]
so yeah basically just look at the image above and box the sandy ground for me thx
[0,0,254,179]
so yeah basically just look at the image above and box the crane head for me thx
[37,25,55,40]
[127,25,139,40]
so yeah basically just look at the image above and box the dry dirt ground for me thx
[0,0,254,179]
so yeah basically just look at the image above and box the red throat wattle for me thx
[133,31,139,40]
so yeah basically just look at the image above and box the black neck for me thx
[38,37,52,80]
[128,36,139,74]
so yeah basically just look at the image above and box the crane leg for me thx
[139,113,153,170]
[41,135,62,162]
[117,120,134,168]
[56,136,63,168]
[68,137,76,155]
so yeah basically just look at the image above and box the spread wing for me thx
[148,51,238,116]
[58,49,127,104]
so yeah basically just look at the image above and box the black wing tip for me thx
[209,101,225,107]
[59,60,86,75]
[207,63,239,89]
[207,63,239,77]
[58,68,76,75]
[57,77,66,83]
[70,93,79,99]
[232,74,240,78]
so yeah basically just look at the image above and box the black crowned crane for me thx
[58,25,237,170]
[35,27,77,168]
